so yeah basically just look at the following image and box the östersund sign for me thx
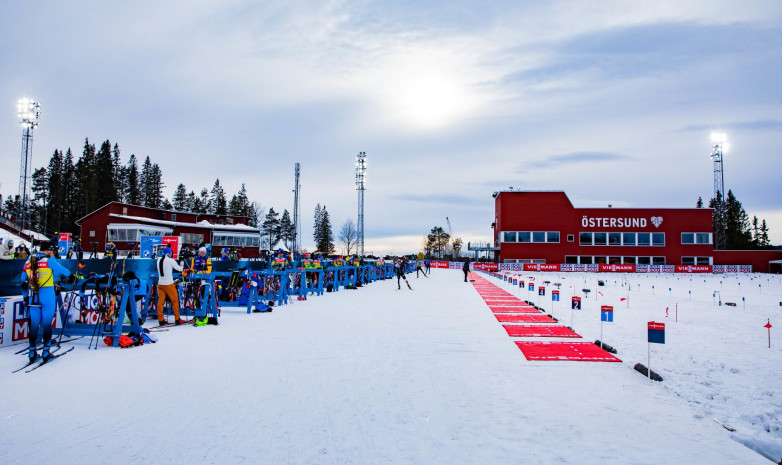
[581,216,663,229]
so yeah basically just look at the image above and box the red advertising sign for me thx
[674,265,712,273]
[648,322,665,331]
[572,296,581,303]
[598,264,636,272]
[473,263,499,272]
[430,261,449,269]
[161,236,181,259]
[59,232,72,241]
[523,264,561,272]
[601,305,613,312]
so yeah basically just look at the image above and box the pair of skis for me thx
[12,346,75,373]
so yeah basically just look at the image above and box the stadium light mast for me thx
[710,133,727,250]
[293,162,302,253]
[17,98,41,234]
[355,151,367,257]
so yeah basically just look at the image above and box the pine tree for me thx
[198,188,211,214]
[313,204,323,247]
[725,190,752,249]
[709,191,726,249]
[75,138,97,216]
[94,140,116,207]
[210,179,227,215]
[45,150,64,233]
[149,163,164,208]
[161,198,173,210]
[31,167,48,232]
[62,148,77,232]
[760,220,771,248]
[139,156,153,207]
[112,143,125,202]
[229,184,249,216]
[318,206,335,254]
[262,208,281,249]
[696,197,703,208]
[279,209,294,248]
[172,184,188,211]
[752,216,760,247]
[186,191,197,212]
[126,154,140,205]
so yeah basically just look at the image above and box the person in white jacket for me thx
[156,247,185,325]
[0,239,15,259]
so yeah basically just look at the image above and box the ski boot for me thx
[41,346,53,362]
[28,348,38,363]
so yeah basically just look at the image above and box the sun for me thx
[388,71,473,130]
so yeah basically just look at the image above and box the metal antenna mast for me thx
[17,98,40,234]
[710,134,727,250]
[355,152,367,256]
[293,162,301,253]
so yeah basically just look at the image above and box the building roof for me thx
[108,213,260,233]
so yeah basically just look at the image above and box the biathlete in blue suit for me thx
[21,242,71,362]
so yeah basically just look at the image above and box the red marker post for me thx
[765,319,772,348]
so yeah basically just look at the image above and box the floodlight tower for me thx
[293,162,302,253]
[17,98,41,233]
[710,133,727,250]
[355,151,367,256]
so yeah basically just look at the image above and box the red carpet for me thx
[489,306,541,313]
[495,314,557,323]
[484,300,524,306]
[502,325,581,338]
[515,341,622,362]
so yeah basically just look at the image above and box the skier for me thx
[0,239,14,259]
[156,247,185,325]
[21,242,71,362]
[425,259,431,274]
[395,258,412,290]
[415,260,428,278]
[191,246,212,274]
[70,238,84,262]
[463,260,471,282]
[105,241,118,262]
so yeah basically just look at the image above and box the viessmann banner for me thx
[461,263,752,273]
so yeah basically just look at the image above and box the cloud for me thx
[535,151,629,168]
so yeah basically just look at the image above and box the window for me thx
[117,229,127,241]
[162,212,167,219]
[652,233,665,246]
[90,231,95,237]
[567,234,574,242]
[122,207,128,215]
[579,256,593,264]
[608,232,622,246]
[532,231,546,243]
[652,257,666,265]
[502,231,517,243]
[637,233,651,246]
[681,233,694,244]
[696,233,711,244]
[682,256,695,265]
[546,232,560,243]
[579,232,592,245]
[697,257,711,265]
[638,256,651,265]
[593,232,607,246]
[565,256,578,264]
[171,214,177,221]
[609,256,621,264]
[518,232,531,243]
[623,256,636,264]
[623,233,636,246]
[594,256,608,264]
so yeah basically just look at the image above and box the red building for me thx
[493,191,781,272]
[76,202,261,257]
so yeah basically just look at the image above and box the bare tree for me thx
[339,218,357,255]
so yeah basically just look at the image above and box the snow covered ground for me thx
[0,269,778,464]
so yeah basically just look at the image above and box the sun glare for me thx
[389,71,473,130]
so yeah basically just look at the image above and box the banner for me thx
[430,261,450,269]
[161,236,182,259]
[139,236,163,258]
[674,265,712,273]
[58,232,72,258]
[523,264,561,272]
[598,264,636,273]
[473,263,498,272]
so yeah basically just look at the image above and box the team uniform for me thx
[21,253,71,361]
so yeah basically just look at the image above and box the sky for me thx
[1,0,780,255]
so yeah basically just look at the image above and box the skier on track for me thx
[415,260,428,278]
[21,242,71,362]
[395,258,412,290]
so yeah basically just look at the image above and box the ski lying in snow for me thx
[12,336,84,355]
[24,347,74,373]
